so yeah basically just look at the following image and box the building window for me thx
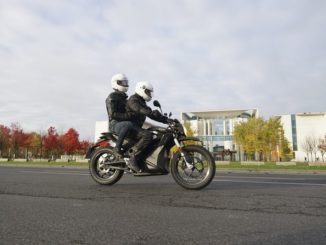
[214,119,224,135]
[225,119,230,135]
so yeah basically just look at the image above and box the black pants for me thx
[130,127,152,156]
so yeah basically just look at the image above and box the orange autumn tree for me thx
[10,123,29,158]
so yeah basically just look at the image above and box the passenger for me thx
[106,73,135,157]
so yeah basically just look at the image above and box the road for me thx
[1,166,326,245]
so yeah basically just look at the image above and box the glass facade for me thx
[214,119,224,135]
[181,110,257,161]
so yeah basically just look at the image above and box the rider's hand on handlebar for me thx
[150,109,161,118]
[166,118,175,124]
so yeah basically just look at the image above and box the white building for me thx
[181,109,258,161]
[94,121,109,142]
[277,112,326,162]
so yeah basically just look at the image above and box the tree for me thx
[234,117,291,162]
[10,123,29,158]
[25,132,43,159]
[233,117,265,160]
[44,127,61,159]
[183,122,196,137]
[279,130,293,161]
[318,134,326,162]
[0,124,11,158]
[79,140,93,155]
[62,128,80,155]
[301,135,319,162]
[301,140,311,162]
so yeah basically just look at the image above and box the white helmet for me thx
[111,73,129,93]
[135,81,154,102]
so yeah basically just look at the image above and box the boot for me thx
[113,146,123,157]
[128,153,141,173]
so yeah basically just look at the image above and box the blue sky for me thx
[0,0,325,140]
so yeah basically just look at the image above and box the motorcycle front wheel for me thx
[89,147,124,185]
[170,145,216,190]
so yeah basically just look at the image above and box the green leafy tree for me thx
[279,132,293,161]
[233,117,265,160]
[234,117,292,161]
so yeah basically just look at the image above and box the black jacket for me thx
[106,91,134,123]
[126,94,167,127]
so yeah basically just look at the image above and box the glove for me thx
[166,118,174,124]
[161,116,169,124]
[150,109,162,118]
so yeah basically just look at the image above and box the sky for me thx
[0,0,325,141]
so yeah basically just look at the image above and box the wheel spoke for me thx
[176,149,210,185]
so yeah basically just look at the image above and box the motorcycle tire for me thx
[170,145,216,190]
[89,147,124,185]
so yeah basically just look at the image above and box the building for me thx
[276,112,326,162]
[94,121,109,142]
[94,110,326,162]
[181,109,258,161]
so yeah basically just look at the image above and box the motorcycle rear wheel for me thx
[89,147,124,185]
[170,145,216,190]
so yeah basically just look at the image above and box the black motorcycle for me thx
[87,101,216,190]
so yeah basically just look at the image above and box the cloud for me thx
[0,0,325,140]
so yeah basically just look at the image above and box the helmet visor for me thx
[117,80,129,87]
[144,89,153,98]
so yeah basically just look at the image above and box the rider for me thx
[106,73,136,157]
[126,81,168,172]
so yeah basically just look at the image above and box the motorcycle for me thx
[86,100,216,190]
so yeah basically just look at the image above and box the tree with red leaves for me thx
[62,128,80,155]
[79,140,93,155]
[0,124,11,158]
[44,126,62,159]
[10,123,29,158]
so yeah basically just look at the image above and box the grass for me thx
[2,160,326,172]
[217,162,326,172]
[0,160,88,168]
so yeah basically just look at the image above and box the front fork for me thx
[173,138,193,169]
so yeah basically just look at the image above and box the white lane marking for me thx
[216,176,306,180]
[20,170,88,176]
[213,179,326,187]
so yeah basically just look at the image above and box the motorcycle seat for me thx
[100,132,118,141]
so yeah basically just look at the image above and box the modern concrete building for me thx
[276,112,326,162]
[94,110,326,162]
[181,109,258,161]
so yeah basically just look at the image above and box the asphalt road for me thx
[1,166,326,245]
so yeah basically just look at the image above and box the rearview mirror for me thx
[153,100,161,108]
[153,100,162,113]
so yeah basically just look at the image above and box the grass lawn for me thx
[2,160,326,172]
[0,160,88,168]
